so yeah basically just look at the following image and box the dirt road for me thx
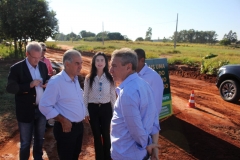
[0,47,239,160]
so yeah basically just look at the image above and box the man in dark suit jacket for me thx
[6,42,50,160]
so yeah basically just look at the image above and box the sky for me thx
[47,0,240,41]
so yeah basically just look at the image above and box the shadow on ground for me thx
[160,115,240,160]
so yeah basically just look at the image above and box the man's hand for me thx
[55,114,72,133]
[60,117,72,133]
[30,79,42,88]
[146,143,160,155]
[85,116,90,121]
[151,148,159,160]
[52,69,56,75]
[41,83,47,88]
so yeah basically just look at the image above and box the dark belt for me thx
[71,121,82,125]
[90,102,110,107]
[55,121,82,125]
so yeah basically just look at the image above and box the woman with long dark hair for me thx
[84,52,116,160]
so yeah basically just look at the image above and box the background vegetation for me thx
[0,59,16,123]
[45,41,240,75]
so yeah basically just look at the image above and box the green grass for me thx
[0,60,16,120]
[45,42,61,50]
[0,44,15,58]
[2,40,240,75]
[46,41,240,64]
[46,41,240,75]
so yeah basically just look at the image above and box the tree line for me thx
[170,29,238,44]
[0,0,238,58]
[54,30,129,41]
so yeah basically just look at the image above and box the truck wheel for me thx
[219,80,240,103]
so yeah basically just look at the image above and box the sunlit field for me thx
[46,41,240,65]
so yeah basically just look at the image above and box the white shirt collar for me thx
[25,58,39,70]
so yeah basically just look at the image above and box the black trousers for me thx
[88,102,112,160]
[53,121,84,160]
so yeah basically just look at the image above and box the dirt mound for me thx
[169,64,217,83]
[47,48,217,84]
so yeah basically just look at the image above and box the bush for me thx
[219,39,231,46]
[200,59,229,75]
[167,58,199,67]
[167,50,181,54]
[0,44,15,58]
[135,37,144,41]
[83,37,96,41]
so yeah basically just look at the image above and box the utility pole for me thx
[102,22,104,45]
[174,13,178,49]
[71,27,73,43]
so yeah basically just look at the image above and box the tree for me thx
[0,20,4,42]
[0,0,59,57]
[145,27,152,41]
[107,32,124,40]
[171,29,218,44]
[163,37,167,43]
[135,37,144,41]
[123,35,131,41]
[95,31,109,41]
[223,30,237,43]
[55,33,66,41]
[188,29,195,43]
[220,38,231,45]
[206,31,217,44]
[80,30,96,38]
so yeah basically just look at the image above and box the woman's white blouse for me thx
[83,73,116,116]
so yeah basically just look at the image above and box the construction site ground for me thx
[0,46,239,160]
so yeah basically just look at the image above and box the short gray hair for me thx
[63,49,82,66]
[26,42,42,53]
[111,48,138,71]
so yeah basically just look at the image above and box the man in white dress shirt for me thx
[39,49,86,160]
[135,48,164,116]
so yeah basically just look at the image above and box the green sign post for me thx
[145,58,172,119]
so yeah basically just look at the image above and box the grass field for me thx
[1,41,240,74]
[46,41,240,64]
[45,40,240,75]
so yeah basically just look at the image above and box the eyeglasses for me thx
[28,53,42,60]
[99,82,102,91]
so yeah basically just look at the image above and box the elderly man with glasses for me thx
[6,41,50,160]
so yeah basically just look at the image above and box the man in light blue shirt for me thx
[39,49,86,160]
[135,48,164,117]
[109,48,160,160]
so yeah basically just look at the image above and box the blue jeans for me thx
[18,108,46,160]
